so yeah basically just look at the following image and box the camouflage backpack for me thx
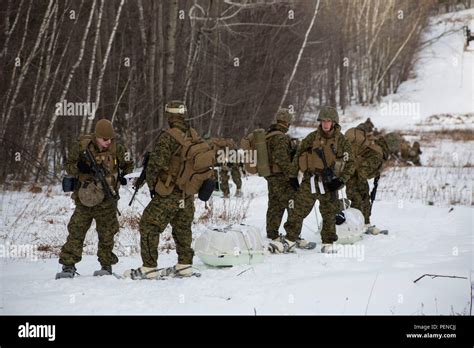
[164,127,215,196]
[345,127,384,179]
[240,129,285,177]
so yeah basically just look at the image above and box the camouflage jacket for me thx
[266,123,296,180]
[145,122,187,190]
[352,146,383,180]
[66,137,134,188]
[294,124,355,183]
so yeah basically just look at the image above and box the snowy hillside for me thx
[1,9,473,315]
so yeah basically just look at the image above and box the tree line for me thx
[0,0,468,183]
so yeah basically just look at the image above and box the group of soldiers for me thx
[361,118,422,166]
[262,107,390,254]
[203,136,243,198]
[56,100,420,279]
[58,101,207,279]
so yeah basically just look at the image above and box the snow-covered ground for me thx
[1,178,472,315]
[1,9,473,315]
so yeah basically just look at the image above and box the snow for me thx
[1,192,471,315]
[1,10,473,315]
[297,9,474,135]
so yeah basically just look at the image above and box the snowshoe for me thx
[123,266,159,280]
[268,235,296,254]
[157,264,201,278]
[296,237,317,250]
[364,225,388,235]
[55,265,78,279]
[93,265,112,277]
[321,244,339,254]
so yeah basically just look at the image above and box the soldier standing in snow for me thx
[344,122,389,235]
[57,119,134,278]
[279,107,355,254]
[265,108,315,251]
[124,100,213,279]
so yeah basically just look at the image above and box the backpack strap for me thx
[79,134,94,151]
[265,130,285,140]
[166,128,187,146]
[166,127,200,146]
[265,130,286,174]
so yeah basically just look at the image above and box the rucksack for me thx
[165,128,215,196]
[240,129,284,177]
[345,127,384,179]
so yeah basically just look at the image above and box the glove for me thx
[335,211,346,225]
[289,177,300,191]
[77,159,92,174]
[119,174,127,185]
[327,178,344,192]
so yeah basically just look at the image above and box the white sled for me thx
[335,207,365,245]
[194,224,265,267]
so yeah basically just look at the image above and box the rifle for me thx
[129,151,150,206]
[370,175,380,203]
[238,161,247,178]
[315,148,337,200]
[82,148,121,215]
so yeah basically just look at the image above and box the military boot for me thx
[93,265,112,276]
[364,224,380,235]
[235,188,243,197]
[321,243,339,254]
[55,264,78,279]
[296,237,317,250]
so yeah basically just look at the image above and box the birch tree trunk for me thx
[35,0,97,177]
[165,0,178,99]
[278,0,320,110]
[86,0,125,133]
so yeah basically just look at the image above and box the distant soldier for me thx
[56,119,134,279]
[215,138,243,198]
[362,117,375,133]
[384,132,403,159]
[407,141,422,166]
[345,122,388,235]
[279,107,355,254]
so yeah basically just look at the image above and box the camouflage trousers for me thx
[59,200,119,266]
[220,164,242,195]
[266,174,295,239]
[284,175,339,244]
[139,190,195,267]
[346,174,371,224]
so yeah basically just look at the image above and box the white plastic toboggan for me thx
[336,207,365,245]
[194,224,265,267]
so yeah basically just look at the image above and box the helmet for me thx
[276,108,294,124]
[317,106,339,124]
[95,119,115,139]
[165,100,187,117]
